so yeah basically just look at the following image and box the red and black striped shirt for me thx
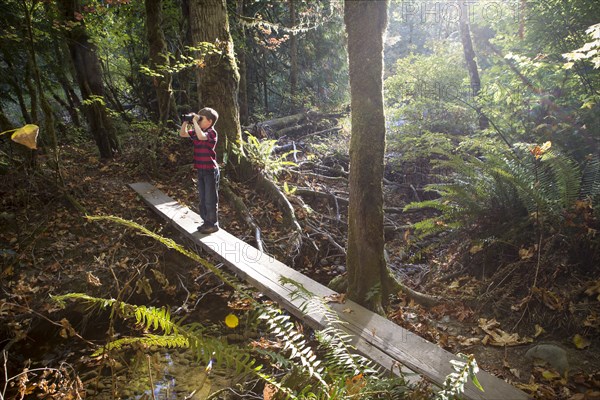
[188,127,218,170]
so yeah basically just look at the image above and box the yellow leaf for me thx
[540,141,552,152]
[516,382,539,392]
[225,313,239,329]
[534,324,545,338]
[469,244,483,254]
[542,369,561,380]
[11,124,39,149]
[573,334,591,349]
[519,247,535,259]
[448,280,460,289]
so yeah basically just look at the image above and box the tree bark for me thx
[289,0,299,113]
[1,50,32,124]
[458,2,488,130]
[58,0,119,159]
[236,0,249,125]
[189,0,242,159]
[344,0,392,314]
[145,0,176,126]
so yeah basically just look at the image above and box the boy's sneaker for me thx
[198,224,219,234]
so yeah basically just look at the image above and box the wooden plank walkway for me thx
[129,182,528,400]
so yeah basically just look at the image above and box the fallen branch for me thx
[288,169,348,185]
[221,179,265,253]
[255,172,303,254]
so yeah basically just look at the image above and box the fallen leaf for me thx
[324,293,346,304]
[519,246,535,259]
[478,318,533,346]
[469,244,483,254]
[263,383,277,400]
[573,334,591,349]
[86,272,102,287]
[542,369,561,380]
[534,324,545,338]
[343,307,353,314]
[533,287,564,311]
[515,382,539,393]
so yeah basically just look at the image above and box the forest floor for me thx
[1,133,600,399]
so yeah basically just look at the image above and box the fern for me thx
[53,294,266,380]
[235,133,298,178]
[280,277,380,378]
[259,305,328,388]
[91,334,189,357]
[406,141,595,239]
[436,353,484,400]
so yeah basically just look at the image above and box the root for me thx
[221,178,265,253]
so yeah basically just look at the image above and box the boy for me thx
[180,107,220,234]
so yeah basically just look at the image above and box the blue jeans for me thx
[197,168,219,226]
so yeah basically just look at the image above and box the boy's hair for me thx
[198,107,219,127]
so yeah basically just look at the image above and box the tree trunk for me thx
[289,0,298,113]
[24,61,37,124]
[1,50,32,124]
[59,0,119,159]
[145,0,176,126]
[23,1,57,157]
[344,0,392,314]
[458,2,488,129]
[236,0,249,125]
[53,40,81,127]
[188,0,242,160]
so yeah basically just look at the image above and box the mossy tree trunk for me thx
[188,0,241,162]
[59,0,119,159]
[344,0,395,314]
[145,0,176,126]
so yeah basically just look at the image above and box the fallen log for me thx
[243,110,347,139]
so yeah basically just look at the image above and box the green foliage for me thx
[53,293,266,379]
[259,306,328,389]
[405,139,600,248]
[385,41,477,137]
[236,133,297,178]
[437,353,484,400]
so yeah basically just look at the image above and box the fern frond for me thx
[281,277,381,378]
[259,306,328,388]
[92,334,189,357]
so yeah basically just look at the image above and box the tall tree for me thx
[145,0,176,126]
[58,0,119,159]
[289,0,298,113]
[188,0,241,158]
[344,0,392,313]
[457,1,487,129]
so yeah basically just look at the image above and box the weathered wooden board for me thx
[129,182,528,400]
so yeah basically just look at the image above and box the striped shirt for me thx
[188,127,218,170]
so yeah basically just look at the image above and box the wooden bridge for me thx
[130,182,528,400]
